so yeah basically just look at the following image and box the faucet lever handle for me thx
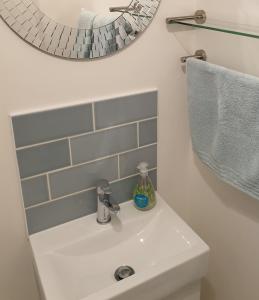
[97,179,112,195]
[96,179,120,224]
[109,203,120,215]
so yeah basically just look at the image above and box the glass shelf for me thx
[172,19,259,40]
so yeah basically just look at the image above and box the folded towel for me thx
[93,14,117,28]
[78,9,96,29]
[187,58,259,200]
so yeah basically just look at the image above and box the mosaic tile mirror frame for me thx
[11,91,158,234]
[0,0,160,59]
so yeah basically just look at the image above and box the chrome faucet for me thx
[96,179,120,224]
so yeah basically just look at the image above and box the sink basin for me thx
[30,193,209,300]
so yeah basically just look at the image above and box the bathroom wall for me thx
[0,1,196,299]
[174,1,259,300]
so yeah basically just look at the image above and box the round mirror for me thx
[0,0,160,60]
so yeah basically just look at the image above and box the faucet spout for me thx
[104,198,120,215]
[96,180,120,224]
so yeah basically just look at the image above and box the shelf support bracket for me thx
[166,10,206,24]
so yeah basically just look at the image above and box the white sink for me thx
[30,193,209,300]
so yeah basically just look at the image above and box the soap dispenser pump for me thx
[133,162,156,211]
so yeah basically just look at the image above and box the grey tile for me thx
[12,104,93,147]
[21,176,49,208]
[139,118,157,146]
[111,176,138,204]
[94,91,157,129]
[17,140,70,178]
[49,157,118,199]
[26,189,96,234]
[71,124,137,164]
[149,169,157,190]
[119,145,157,178]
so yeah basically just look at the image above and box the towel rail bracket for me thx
[181,49,207,63]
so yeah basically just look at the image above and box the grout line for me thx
[68,138,73,165]
[15,117,158,151]
[25,167,158,210]
[16,137,69,151]
[46,174,52,200]
[49,154,118,175]
[92,103,96,131]
[110,167,157,184]
[116,142,157,157]
[25,186,96,210]
[117,155,120,179]
[137,121,140,148]
[20,154,118,180]
[20,143,158,181]
[21,173,44,182]
[51,186,96,202]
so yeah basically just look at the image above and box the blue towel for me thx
[187,58,259,200]
[78,10,97,29]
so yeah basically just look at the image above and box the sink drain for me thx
[114,266,135,281]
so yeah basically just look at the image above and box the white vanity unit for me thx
[30,194,209,300]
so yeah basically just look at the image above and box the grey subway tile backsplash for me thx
[139,118,157,146]
[21,176,49,208]
[119,144,157,178]
[71,124,137,165]
[17,140,70,178]
[12,91,157,233]
[26,189,96,234]
[12,104,93,148]
[94,91,157,129]
[49,157,118,199]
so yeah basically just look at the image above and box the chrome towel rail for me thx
[166,10,206,25]
[109,6,135,12]
[180,50,207,63]
[109,5,152,18]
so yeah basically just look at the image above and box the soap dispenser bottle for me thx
[133,162,156,211]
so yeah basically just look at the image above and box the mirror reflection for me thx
[33,0,130,28]
[0,0,160,59]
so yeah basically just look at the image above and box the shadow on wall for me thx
[201,278,216,300]
[194,155,259,300]
[194,155,259,224]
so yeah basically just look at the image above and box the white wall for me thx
[0,1,196,299]
[175,1,259,300]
